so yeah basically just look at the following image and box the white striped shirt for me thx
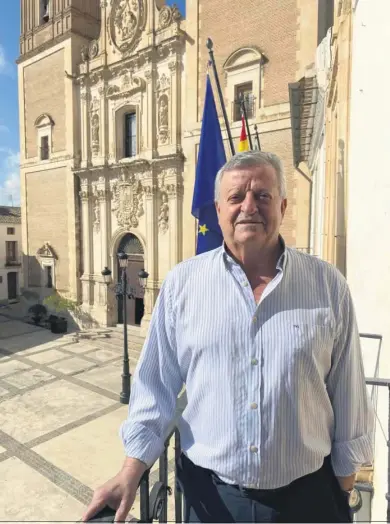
[120,242,374,489]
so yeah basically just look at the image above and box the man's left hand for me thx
[337,474,356,492]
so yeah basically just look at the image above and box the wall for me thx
[183,0,319,258]
[347,0,390,520]
[25,168,69,291]
[24,48,66,158]
[0,223,23,301]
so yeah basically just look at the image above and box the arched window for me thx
[34,113,54,161]
[118,233,144,256]
[223,47,267,122]
[114,105,138,160]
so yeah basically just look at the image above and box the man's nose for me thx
[241,191,257,214]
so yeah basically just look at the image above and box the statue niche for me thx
[91,113,100,154]
[158,95,169,144]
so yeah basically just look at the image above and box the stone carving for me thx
[110,0,145,55]
[159,6,171,28]
[81,46,89,62]
[156,72,170,93]
[93,198,101,233]
[158,4,182,29]
[106,75,145,100]
[91,114,100,154]
[79,179,90,201]
[37,241,57,259]
[89,40,99,59]
[111,170,144,229]
[158,192,169,233]
[158,96,169,144]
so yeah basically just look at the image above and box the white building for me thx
[0,207,23,303]
[347,0,390,520]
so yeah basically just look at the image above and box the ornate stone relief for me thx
[91,113,100,154]
[37,241,57,259]
[79,179,90,201]
[111,169,144,229]
[158,95,169,144]
[156,73,170,145]
[158,4,181,29]
[109,0,146,55]
[89,40,99,59]
[158,191,169,233]
[106,73,146,100]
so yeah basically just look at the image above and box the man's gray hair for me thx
[214,151,287,201]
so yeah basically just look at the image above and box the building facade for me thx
[18,0,320,331]
[0,207,23,303]
[346,0,390,520]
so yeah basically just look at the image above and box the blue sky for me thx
[0,0,185,207]
[0,2,20,206]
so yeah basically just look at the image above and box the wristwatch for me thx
[346,487,363,513]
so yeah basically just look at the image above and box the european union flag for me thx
[191,74,227,254]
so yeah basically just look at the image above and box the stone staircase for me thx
[64,324,146,368]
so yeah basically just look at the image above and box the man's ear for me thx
[281,198,287,219]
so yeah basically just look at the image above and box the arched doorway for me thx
[117,233,145,326]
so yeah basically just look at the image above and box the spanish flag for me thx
[238,115,249,152]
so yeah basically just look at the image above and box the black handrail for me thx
[138,427,182,523]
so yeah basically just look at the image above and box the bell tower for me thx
[19,0,101,57]
[17,0,101,305]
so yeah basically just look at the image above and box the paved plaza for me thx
[0,314,180,522]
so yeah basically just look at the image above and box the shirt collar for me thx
[221,235,288,272]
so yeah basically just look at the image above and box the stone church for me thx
[17,0,319,332]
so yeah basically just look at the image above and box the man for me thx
[83,151,373,523]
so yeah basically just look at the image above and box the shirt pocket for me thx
[287,322,334,370]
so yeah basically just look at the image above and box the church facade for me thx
[18,0,319,332]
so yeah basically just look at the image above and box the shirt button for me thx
[242,282,248,287]
[251,358,258,366]
[250,402,258,409]
[250,445,258,453]
[252,317,257,323]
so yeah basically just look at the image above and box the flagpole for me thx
[254,124,261,150]
[241,98,253,151]
[206,38,236,156]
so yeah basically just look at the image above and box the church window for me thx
[124,112,137,158]
[40,135,49,160]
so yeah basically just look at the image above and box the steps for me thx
[92,325,145,361]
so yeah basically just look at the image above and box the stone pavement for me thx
[0,314,181,522]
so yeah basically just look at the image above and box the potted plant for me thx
[27,303,48,326]
[43,293,78,334]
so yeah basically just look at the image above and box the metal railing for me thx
[364,376,390,522]
[138,428,182,523]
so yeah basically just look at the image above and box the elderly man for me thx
[83,151,373,523]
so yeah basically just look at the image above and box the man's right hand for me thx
[82,458,147,522]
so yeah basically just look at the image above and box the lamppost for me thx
[102,253,149,404]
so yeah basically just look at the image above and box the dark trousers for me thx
[176,453,352,523]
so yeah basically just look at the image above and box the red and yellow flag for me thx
[238,116,249,152]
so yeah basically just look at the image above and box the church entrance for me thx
[117,233,145,327]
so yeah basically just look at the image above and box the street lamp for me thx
[114,251,149,404]
[101,266,112,285]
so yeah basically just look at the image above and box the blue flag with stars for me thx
[191,74,227,254]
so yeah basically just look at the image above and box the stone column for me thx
[79,178,92,307]
[80,89,90,169]
[140,176,158,336]
[144,66,155,156]
[168,58,179,146]
[166,177,183,267]
[96,175,113,326]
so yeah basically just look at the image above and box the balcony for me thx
[5,256,22,267]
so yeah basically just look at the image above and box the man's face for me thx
[215,164,287,249]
